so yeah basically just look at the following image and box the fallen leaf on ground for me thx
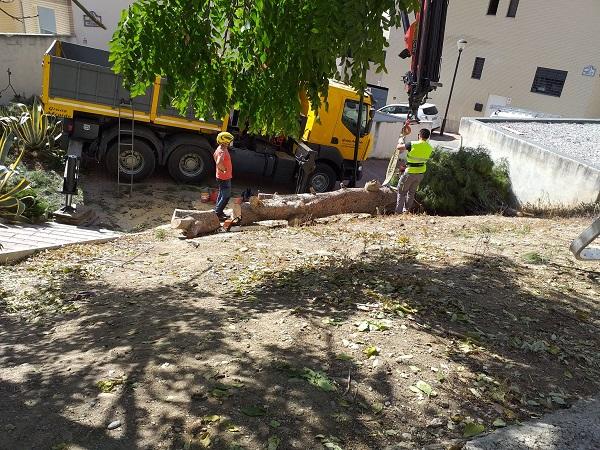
[412,380,434,396]
[492,418,506,427]
[363,346,379,358]
[302,368,336,392]
[463,422,485,438]
[202,415,220,423]
[267,436,280,450]
[240,405,266,417]
[335,353,354,361]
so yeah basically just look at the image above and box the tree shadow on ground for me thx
[0,245,598,449]
[0,274,405,449]
[229,247,600,445]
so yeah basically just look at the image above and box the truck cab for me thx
[43,40,374,192]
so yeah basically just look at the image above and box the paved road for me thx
[465,398,600,450]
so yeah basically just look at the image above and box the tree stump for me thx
[171,209,221,238]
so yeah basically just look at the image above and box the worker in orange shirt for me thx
[214,132,234,220]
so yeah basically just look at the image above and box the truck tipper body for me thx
[42,40,374,192]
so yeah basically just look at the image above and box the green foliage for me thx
[418,148,512,215]
[0,128,67,222]
[110,0,419,136]
[0,129,31,221]
[522,251,550,265]
[0,97,62,155]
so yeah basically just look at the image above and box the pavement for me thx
[465,397,600,450]
[0,222,121,264]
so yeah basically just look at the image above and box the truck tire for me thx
[167,145,214,183]
[308,162,337,193]
[105,139,156,182]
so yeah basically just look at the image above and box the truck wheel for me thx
[106,139,156,182]
[308,163,337,193]
[167,145,213,183]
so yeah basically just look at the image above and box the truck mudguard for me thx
[98,124,163,162]
[309,144,344,177]
[163,133,213,165]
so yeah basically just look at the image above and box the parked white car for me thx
[377,103,441,130]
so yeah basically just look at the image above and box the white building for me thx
[72,0,134,50]
[368,0,600,132]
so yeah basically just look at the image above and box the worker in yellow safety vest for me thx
[395,128,434,214]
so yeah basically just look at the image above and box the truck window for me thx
[342,100,368,136]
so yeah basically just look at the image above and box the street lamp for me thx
[440,39,467,136]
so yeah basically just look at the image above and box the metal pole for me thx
[440,48,463,136]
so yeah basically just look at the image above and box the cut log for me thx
[171,209,220,238]
[232,185,397,226]
[171,216,195,231]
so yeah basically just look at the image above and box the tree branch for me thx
[71,0,106,29]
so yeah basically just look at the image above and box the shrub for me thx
[417,147,512,215]
[0,130,31,222]
[0,97,62,161]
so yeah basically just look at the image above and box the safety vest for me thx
[406,140,433,174]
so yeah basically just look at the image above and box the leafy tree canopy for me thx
[110,0,419,136]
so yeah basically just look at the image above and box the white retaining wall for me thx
[460,118,600,207]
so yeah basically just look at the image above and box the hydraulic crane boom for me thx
[383,0,449,186]
[401,0,449,122]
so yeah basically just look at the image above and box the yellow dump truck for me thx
[42,40,373,192]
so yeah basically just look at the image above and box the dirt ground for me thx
[79,163,294,233]
[1,213,599,450]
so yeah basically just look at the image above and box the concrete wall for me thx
[370,119,432,160]
[460,118,600,207]
[72,0,134,50]
[370,121,404,159]
[0,34,75,104]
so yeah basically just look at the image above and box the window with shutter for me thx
[531,67,568,97]
[472,57,486,79]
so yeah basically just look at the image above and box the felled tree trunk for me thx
[171,209,220,238]
[232,183,397,226]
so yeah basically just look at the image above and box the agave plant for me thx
[0,97,61,153]
[0,129,32,221]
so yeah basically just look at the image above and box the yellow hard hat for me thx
[217,132,234,145]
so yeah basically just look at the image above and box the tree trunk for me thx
[232,184,397,226]
[171,209,220,237]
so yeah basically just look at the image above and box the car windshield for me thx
[422,106,438,115]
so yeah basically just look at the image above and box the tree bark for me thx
[171,209,220,237]
[232,185,397,226]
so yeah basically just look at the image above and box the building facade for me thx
[71,0,134,50]
[0,0,73,35]
[368,0,600,132]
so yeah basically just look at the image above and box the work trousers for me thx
[395,172,424,213]
[215,179,232,215]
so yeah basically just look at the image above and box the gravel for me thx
[489,122,600,169]
[465,397,600,450]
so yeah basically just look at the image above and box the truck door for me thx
[230,147,271,177]
[332,98,370,160]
